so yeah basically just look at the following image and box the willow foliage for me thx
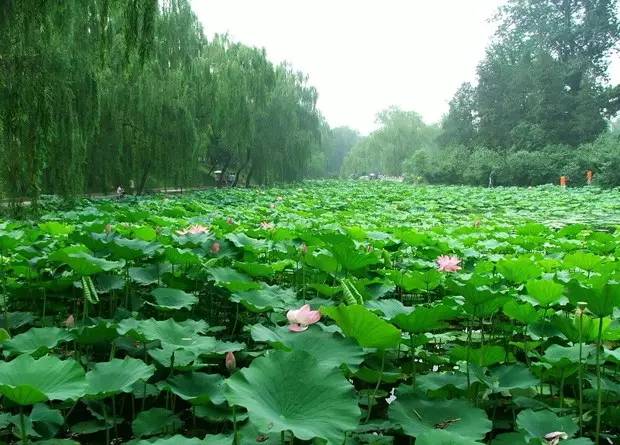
[0,0,323,210]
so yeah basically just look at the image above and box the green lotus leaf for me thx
[251,324,365,370]
[129,263,172,286]
[526,279,564,307]
[133,226,157,241]
[125,434,206,445]
[496,258,541,283]
[38,221,74,236]
[450,345,507,367]
[109,238,158,260]
[132,408,183,438]
[29,403,64,440]
[365,299,413,320]
[85,357,155,398]
[161,372,225,405]
[0,354,86,405]
[416,372,471,392]
[569,280,620,318]
[393,304,456,333]
[73,321,119,346]
[1,327,73,356]
[164,247,202,266]
[225,232,267,251]
[230,284,297,312]
[564,252,602,271]
[65,251,126,276]
[118,318,211,350]
[543,344,595,367]
[516,409,578,439]
[148,288,198,310]
[503,300,542,324]
[208,267,259,292]
[415,430,484,445]
[225,350,361,444]
[388,392,491,440]
[233,261,275,277]
[482,364,539,392]
[321,304,401,349]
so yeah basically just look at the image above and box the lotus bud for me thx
[226,217,234,225]
[544,432,568,445]
[63,314,75,328]
[104,224,113,234]
[299,243,308,254]
[211,242,221,254]
[225,351,236,372]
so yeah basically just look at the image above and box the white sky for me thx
[190,0,620,134]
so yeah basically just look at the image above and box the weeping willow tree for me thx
[0,0,157,209]
[0,0,324,212]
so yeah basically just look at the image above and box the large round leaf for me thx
[125,435,206,445]
[516,409,577,439]
[388,392,491,440]
[148,288,198,310]
[526,279,564,307]
[250,324,365,371]
[161,372,225,405]
[85,357,155,398]
[230,284,297,312]
[416,430,483,445]
[225,350,360,444]
[321,304,401,349]
[1,327,73,356]
[0,354,86,405]
[393,305,456,333]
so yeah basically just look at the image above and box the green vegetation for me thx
[342,0,620,185]
[0,182,619,444]
[0,0,323,209]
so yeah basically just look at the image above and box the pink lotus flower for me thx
[211,242,221,254]
[225,351,236,372]
[270,203,276,209]
[63,314,75,328]
[545,432,568,445]
[176,224,209,236]
[436,255,462,272]
[287,304,321,332]
[226,217,234,225]
[260,221,275,231]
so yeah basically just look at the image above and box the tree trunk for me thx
[245,164,254,188]
[218,156,232,187]
[137,160,152,195]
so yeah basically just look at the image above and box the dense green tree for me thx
[0,0,324,210]
[441,0,620,151]
[342,108,438,177]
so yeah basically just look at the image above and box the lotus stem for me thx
[559,370,565,410]
[103,403,110,445]
[409,334,416,389]
[232,405,238,445]
[578,306,584,435]
[19,406,28,445]
[365,350,386,423]
[595,316,604,445]
[112,395,118,437]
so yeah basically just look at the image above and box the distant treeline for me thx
[0,0,329,209]
[341,0,620,187]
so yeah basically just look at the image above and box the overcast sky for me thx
[190,0,620,134]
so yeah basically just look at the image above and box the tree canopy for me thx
[0,0,324,209]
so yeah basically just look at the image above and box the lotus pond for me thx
[0,181,619,445]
